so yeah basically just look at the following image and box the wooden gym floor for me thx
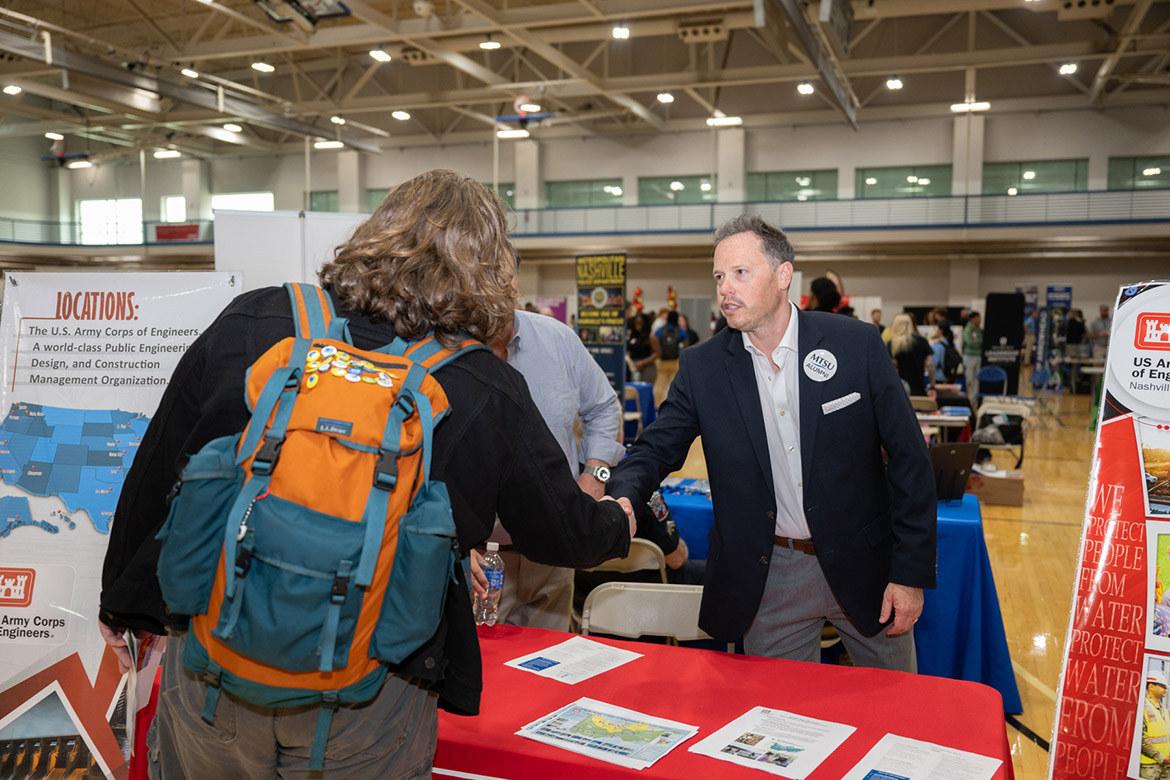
[671,389,1094,780]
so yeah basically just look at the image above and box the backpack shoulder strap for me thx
[375,332,489,369]
[285,283,348,341]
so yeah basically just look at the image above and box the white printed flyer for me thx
[688,705,856,778]
[839,733,1002,780]
[504,635,642,684]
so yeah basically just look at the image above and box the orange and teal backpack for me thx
[155,283,486,769]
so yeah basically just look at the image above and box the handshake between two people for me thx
[469,495,635,598]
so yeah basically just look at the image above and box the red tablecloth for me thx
[436,625,1014,780]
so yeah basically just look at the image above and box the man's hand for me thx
[99,621,155,675]
[601,495,636,539]
[879,583,924,636]
[664,538,689,569]
[469,548,489,599]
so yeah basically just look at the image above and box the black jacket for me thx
[99,286,630,715]
[610,311,936,641]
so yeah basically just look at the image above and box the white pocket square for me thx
[822,392,860,415]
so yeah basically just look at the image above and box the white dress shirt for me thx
[742,300,809,539]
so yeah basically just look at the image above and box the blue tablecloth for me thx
[624,382,656,440]
[919,494,1022,713]
[659,481,1022,713]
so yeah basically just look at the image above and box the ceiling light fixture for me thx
[1059,63,1077,75]
[865,177,877,185]
[67,160,92,169]
[669,181,685,191]
[252,60,275,73]
[497,128,530,139]
[907,175,918,183]
[886,77,903,90]
[181,67,199,78]
[3,85,21,95]
[657,92,674,104]
[706,115,743,127]
[795,176,811,186]
[918,177,931,186]
[1143,167,1162,176]
[1007,187,1018,196]
[392,110,411,121]
[612,24,630,39]
[480,35,501,50]
[797,82,814,95]
[1022,170,1036,180]
[797,194,808,201]
[153,149,181,159]
[330,115,346,125]
[950,101,990,112]
[700,182,712,192]
[223,123,243,133]
[369,48,392,63]
[519,102,541,113]
[45,132,64,140]
[314,140,345,149]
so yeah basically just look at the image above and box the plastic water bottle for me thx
[474,542,504,626]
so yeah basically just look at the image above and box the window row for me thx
[76,153,1170,241]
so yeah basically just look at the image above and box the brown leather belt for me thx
[773,535,816,555]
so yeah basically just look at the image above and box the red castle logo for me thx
[1136,313,1170,351]
[0,567,35,607]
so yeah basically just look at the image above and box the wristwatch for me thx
[583,465,611,483]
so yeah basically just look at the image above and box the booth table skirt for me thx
[918,494,1023,713]
[660,482,1022,713]
[435,625,1014,780]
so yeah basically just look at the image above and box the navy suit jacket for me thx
[610,309,937,640]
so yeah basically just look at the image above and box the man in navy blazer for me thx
[609,215,936,670]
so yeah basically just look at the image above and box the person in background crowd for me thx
[627,312,660,384]
[678,313,701,347]
[650,306,670,334]
[654,311,685,405]
[1088,304,1111,351]
[1141,675,1170,779]
[870,308,884,331]
[805,276,841,313]
[888,312,934,396]
[837,305,856,319]
[962,311,984,397]
[958,307,971,325]
[609,214,935,672]
[930,323,962,385]
[1065,309,1086,346]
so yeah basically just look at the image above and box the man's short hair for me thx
[666,310,679,326]
[713,215,795,270]
[319,169,516,348]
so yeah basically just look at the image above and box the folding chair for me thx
[580,582,732,649]
[582,538,667,583]
[572,539,668,632]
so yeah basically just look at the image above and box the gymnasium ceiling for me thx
[0,0,1168,164]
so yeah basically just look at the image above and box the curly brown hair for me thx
[318,169,517,348]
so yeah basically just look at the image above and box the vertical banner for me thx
[1050,280,1170,779]
[575,254,627,397]
[983,292,1025,395]
[0,272,239,779]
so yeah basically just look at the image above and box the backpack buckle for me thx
[252,437,283,475]
[373,449,398,490]
[330,572,349,604]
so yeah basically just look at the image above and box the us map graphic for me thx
[0,402,149,537]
